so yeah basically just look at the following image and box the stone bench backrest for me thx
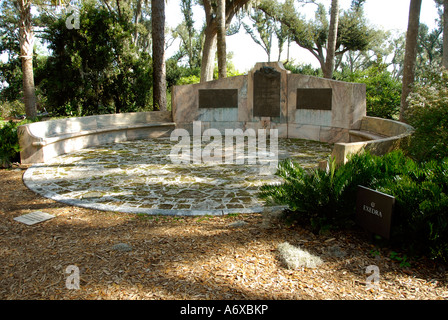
[26,111,173,139]
[359,116,414,137]
[28,116,97,138]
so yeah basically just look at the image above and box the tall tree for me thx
[133,0,143,46]
[152,0,167,111]
[443,0,448,68]
[243,8,275,62]
[16,0,36,119]
[400,0,422,122]
[0,0,23,103]
[217,0,226,78]
[13,0,67,119]
[258,0,372,77]
[172,0,202,69]
[200,0,251,82]
[416,23,443,72]
[324,0,339,78]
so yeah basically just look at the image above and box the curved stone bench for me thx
[18,111,175,164]
[330,116,414,165]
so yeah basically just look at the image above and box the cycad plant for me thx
[259,151,413,232]
[259,156,357,232]
[259,150,448,262]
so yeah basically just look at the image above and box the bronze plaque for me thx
[296,88,332,110]
[199,89,238,109]
[356,185,395,239]
[253,67,281,117]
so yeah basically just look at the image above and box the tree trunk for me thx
[18,0,37,119]
[151,0,167,111]
[200,22,217,82]
[443,0,448,69]
[200,0,250,82]
[133,0,143,46]
[400,0,422,122]
[324,0,339,79]
[217,0,227,79]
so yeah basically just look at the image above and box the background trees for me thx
[257,0,373,78]
[151,0,167,111]
[39,3,153,116]
[400,0,422,122]
[17,0,37,119]
[324,0,339,78]
[199,0,251,82]
[0,0,445,121]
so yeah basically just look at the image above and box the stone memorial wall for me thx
[171,62,367,145]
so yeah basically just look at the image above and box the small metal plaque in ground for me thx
[14,211,55,225]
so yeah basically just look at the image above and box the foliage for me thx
[0,120,21,167]
[257,0,375,73]
[0,100,26,119]
[416,23,443,78]
[286,61,401,120]
[389,251,411,268]
[0,0,50,116]
[213,52,244,79]
[171,0,203,70]
[377,156,448,261]
[176,74,201,85]
[284,62,323,77]
[335,62,402,119]
[259,150,448,262]
[0,0,23,104]
[259,156,360,232]
[38,4,153,116]
[242,8,276,61]
[405,67,448,162]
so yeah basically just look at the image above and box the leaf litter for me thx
[1,168,448,300]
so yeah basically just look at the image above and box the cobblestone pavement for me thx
[23,138,332,216]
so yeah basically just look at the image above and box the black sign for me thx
[296,88,332,110]
[253,67,281,117]
[199,89,238,109]
[356,185,395,239]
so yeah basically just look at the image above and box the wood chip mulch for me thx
[1,166,448,300]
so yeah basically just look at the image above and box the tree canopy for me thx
[0,0,446,120]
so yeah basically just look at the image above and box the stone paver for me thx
[23,137,332,216]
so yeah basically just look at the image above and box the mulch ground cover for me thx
[1,165,448,300]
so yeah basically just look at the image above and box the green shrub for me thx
[0,100,25,119]
[39,5,153,116]
[259,151,448,262]
[378,158,448,261]
[335,63,402,119]
[0,120,21,167]
[405,67,448,162]
[259,151,407,231]
[177,75,201,85]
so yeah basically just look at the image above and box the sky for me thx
[165,0,441,73]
